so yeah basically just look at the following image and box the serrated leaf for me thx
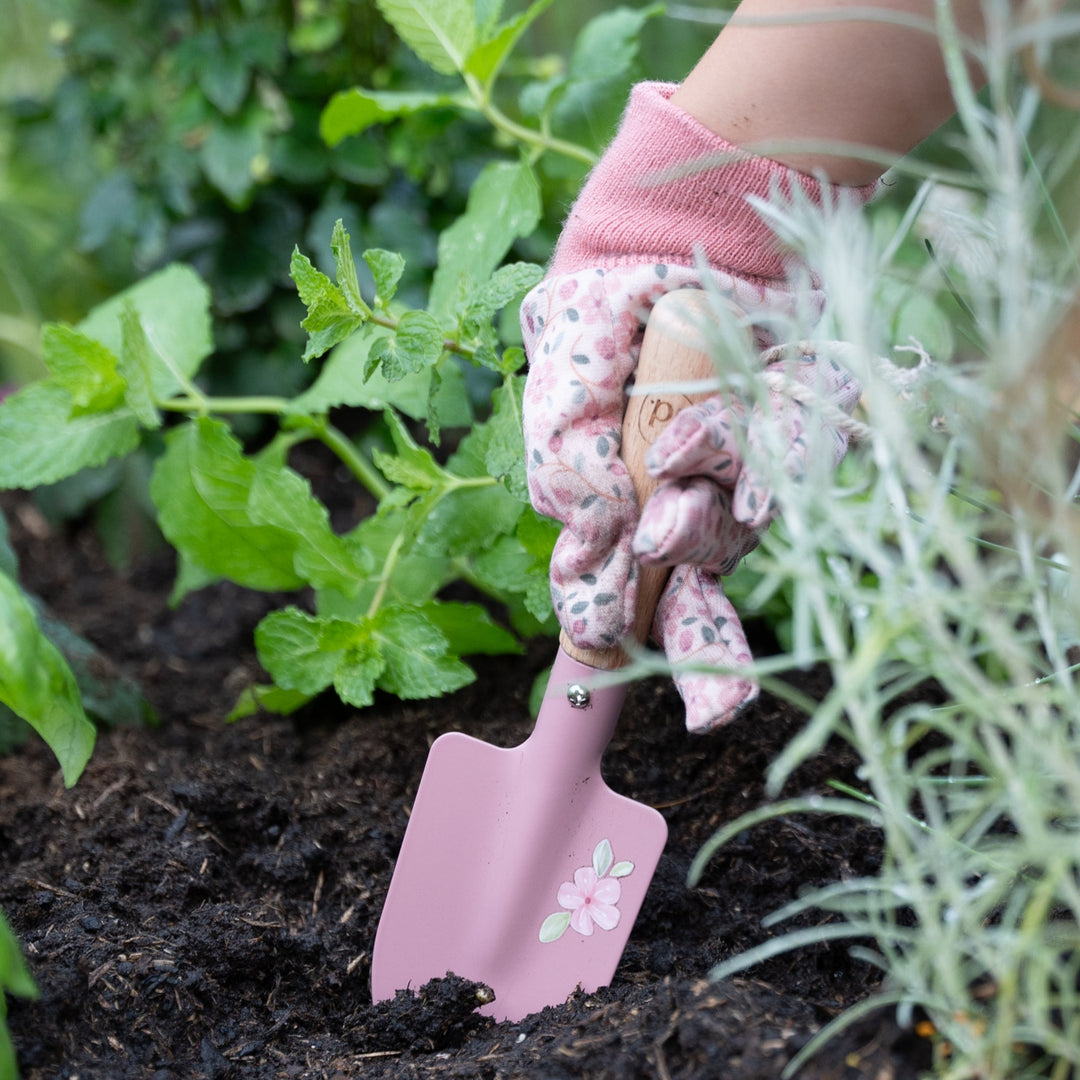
[364,248,406,307]
[289,326,471,427]
[41,324,126,415]
[254,607,349,696]
[333,643,385,707]
[465,0,554,85]
[420,481,523,557]
[463,262,544,327]
[482,375,528,500]
[78,264,213,399]
[290,247,365,362]
[429,161,541,321]
[228,683,314,721]
[117,303,163,429]
[418,600,522,656]
[248,454,373,595]
[150,418,307,592]
[0,383,140,489]
[371,605,474,698]
[0,572,95,788]
[374,0,476,75]
[374,410,448,491]
[366,309,444,382]
[320,88,462,146]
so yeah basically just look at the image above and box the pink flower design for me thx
[539,839,636,943]
[557,867,622,936]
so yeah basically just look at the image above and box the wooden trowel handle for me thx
[559,290,742,671]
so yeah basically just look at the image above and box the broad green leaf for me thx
[372,606,474,698]
[465,0,554,86]
[289,325,472,427]
[0,572,95,787]
[568,4,663,84]
[364,248,406,308]
[374,0,476,75]
[366,309,444,382]
[482,375,528,500]
[0,907,36,1001]
[429,161,542,321]
[41,324,125,415]
[78,264,213,399]
[320,88,462,146]
[0,511,17,579]
[117,303,163,429]
[0,383,140,489]
[248,454,373,595]
[290,247,365,361]
[199,118,264,206]
[419,482,523,557]
[255,607,349,695]
[418,600,522,656]
[150,418,306,592]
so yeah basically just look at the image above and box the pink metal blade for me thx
[371,647,668,1022]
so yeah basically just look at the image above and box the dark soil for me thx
[0,483,931,1080]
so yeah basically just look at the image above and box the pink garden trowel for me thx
[371,291,721,1021]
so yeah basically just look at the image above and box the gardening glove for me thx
[520,83,869,733]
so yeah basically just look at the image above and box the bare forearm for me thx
[670,0,992,185]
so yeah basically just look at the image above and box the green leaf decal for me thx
[0,572,96,788]
[593,838,614,879]
[374,0,476,75]
[610,860,634,878]
[539,910,570,944]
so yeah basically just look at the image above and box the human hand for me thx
[520,84,868,733]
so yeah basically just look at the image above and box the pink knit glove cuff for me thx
[549,82,876,282]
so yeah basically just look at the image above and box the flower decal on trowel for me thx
[539,839,635,943]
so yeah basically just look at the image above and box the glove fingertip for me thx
[680,677,760,734]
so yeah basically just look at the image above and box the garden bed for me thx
[0,489,929,1079]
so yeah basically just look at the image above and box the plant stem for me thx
[159,394,291,415]
[464,73,597,166]
[302,417,390,500]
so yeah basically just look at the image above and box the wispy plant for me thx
[678,2,1080,1076]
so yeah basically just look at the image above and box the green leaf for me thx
[320,88,462,146]
[331,219,364,313]
[248,452,373,595]
[364,248,406,308]
[610,860,634,878]
[418,600,522,656]
[0,572,95,788]
[228,684,314,721]
[332,643,385,708]
[41,324,125,415]
[290,247,365,361]
[150,418,307,593]
[568,4,663,85]
[539,911,570,943]
[482,375,528,500]
[374,0,476,75]
[429,161,542,321]
[0,511,17,580]
[0,383,140,489]
[255,607,351,696]
[0,907,37,1001]
[199,118,264,206]
[78,264,213,399]
[366,309,444,382]
[371,606,475,698]
[593,838,613,877]
[289,326,472,427]
[374,409,448,491]
[117,303,163,429]
[420,481,523,557]
[465,0,554,86]
[462,262,544,327]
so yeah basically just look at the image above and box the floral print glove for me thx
[520,83,870,733]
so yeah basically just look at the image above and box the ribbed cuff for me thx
[549,82,876,282]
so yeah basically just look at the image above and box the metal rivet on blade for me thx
[567,684,590,709]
